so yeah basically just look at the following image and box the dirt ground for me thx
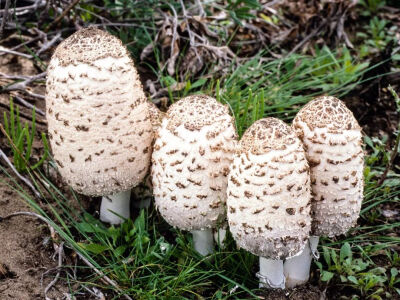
[0,175,67,300]
[0,53,67,299]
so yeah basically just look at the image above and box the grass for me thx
[1,0,400,298]
[3,98,49,173]
[1,46,399,298]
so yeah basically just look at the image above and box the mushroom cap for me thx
[292,96,364,237]
[227,118,311,260]
[46,27,153,196]
[146,101,164,134]
[151,95,238,230]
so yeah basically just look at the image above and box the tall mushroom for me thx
[151,95,237,255]
[227,118,311,288]
[284,96,364,288]
[46,27,153,224]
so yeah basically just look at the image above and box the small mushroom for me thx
[227,118,311,288]
[46,27,153,224]
[151,95,238,255]
[284,96,364,288]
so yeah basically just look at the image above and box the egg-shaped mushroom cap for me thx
[227,118,311,259]
[292,96,364,237]
[151,95,238,231]
[46,27,153,196]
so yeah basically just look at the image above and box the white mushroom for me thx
[132,101,165,209]
[284,96,364,288]
[227,118,311,289]
[151,95,237,255]
[46,27,153,224]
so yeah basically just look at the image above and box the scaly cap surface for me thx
[46,27,153,196]
[151,95,238,230]
[292,96,364,237]
[227,118,311,259]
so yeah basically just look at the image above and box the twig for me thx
[13,95,46,116]
[1,72,46,100]
[286,22,325,57]
[0,102,47,124]
[44,0,81,32]
[194,0,205,16]
[44,242,64,300]
[0,0,11,39]
[0,0,46,16]
[75,252,133,300]
[0,46,33,59]
[1,72,46,92]
[37,32,61,56]
[0,211,49,224]
[0,148,42,199]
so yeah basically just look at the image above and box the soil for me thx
[0,53,68,299]
[0,175,67,300]
[260,283,324,300]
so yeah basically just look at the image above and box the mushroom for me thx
[46,27,153,224]
[151,95,237,255]
[227,118,311,289]
[132,101,165,209]
[284,96,364,288]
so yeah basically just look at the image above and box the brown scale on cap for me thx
[151,95,238,231]
[227,118,311,259]
[294,96,361,132]
[166,94,231,132]
[46,28,153,196]
[53,27,128,67]
[240,118,296,154]
[292,96,364,237]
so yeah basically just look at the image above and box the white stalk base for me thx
[214,228,227,249]
[283,236,320,288]
[191,228,214,256]
[100,190,131,225]
[258,257,285,289]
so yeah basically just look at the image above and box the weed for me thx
[316,243,399,299]
[357,17,398,56]
[3,98,49,173]
[359,0,386,15]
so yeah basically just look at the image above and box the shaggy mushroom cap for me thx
[146,101,164,135]
[292,96,364,237]
[151,95,238,230]
[227,118,311,260]
[46,27,153,196]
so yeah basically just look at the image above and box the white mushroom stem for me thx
[283,236,320,288]
[191,228,214,256]
[100,190,131,225]
[214,228,227,249]
[258,257,285,289]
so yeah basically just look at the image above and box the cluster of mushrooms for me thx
[45,28,364,289]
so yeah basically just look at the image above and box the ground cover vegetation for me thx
[0,0,400,299]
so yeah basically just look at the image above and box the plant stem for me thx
[191,228,214,256]
[100,190,131,225]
